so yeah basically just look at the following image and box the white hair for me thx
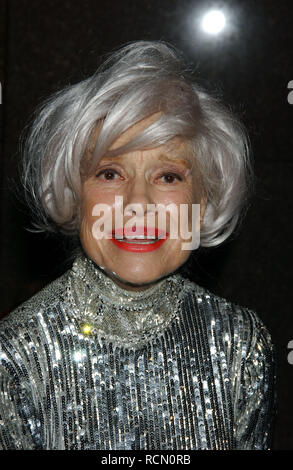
[20,40,253,247]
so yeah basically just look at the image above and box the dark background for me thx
[0,0,292,449]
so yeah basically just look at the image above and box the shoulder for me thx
[180,276,274,359]
[0,270,70,378]
[0,271,68,331]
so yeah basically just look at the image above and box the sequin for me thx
[0,253,276,449]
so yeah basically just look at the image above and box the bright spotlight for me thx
[201,9,226,35]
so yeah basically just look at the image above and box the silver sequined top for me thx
[0,254,276,450]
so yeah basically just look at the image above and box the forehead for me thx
[102,145,192,169]
[84,113,194,172]
[110,112,162,149]
[109,114,193,167]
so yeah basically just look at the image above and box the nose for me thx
[123,174,155,217]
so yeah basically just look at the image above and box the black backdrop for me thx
[0,0,292,450]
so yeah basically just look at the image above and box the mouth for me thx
[114,237,162,244]
[109,227,168,252]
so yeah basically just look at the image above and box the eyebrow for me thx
[157,153,192,168]
[99,152,193,168]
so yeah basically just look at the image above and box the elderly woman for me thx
[0,41,275,450]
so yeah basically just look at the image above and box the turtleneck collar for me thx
[65,252,191,348]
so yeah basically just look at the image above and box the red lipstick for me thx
[109,227,168,252]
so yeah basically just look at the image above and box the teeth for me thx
[115,238,159,244]
[115,235,158,240]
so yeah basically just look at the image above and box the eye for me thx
[157,172,183,184]
[96,168,122,181]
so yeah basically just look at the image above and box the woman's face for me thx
[80,114,206,290]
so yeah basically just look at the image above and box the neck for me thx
[67,252,188,347]
[101,268,164,292]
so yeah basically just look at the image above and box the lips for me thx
[111,227,167,239]
[108,227,168,252]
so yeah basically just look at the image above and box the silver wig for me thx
[21,40,253,247]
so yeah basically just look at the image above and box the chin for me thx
[103,260,172,287]
[112,268,164,286]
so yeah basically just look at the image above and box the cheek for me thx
[80,193,94,235]
[80,186,116,226]
[155,187,197,228]
[82,184,117,207]
[155,182,197,205]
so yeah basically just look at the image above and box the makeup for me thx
[109,227,168,252]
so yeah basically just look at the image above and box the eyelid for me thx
[154,166,190,178]
[95,162,121,172]
[95,163,124,178]
[94,162,191,179]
